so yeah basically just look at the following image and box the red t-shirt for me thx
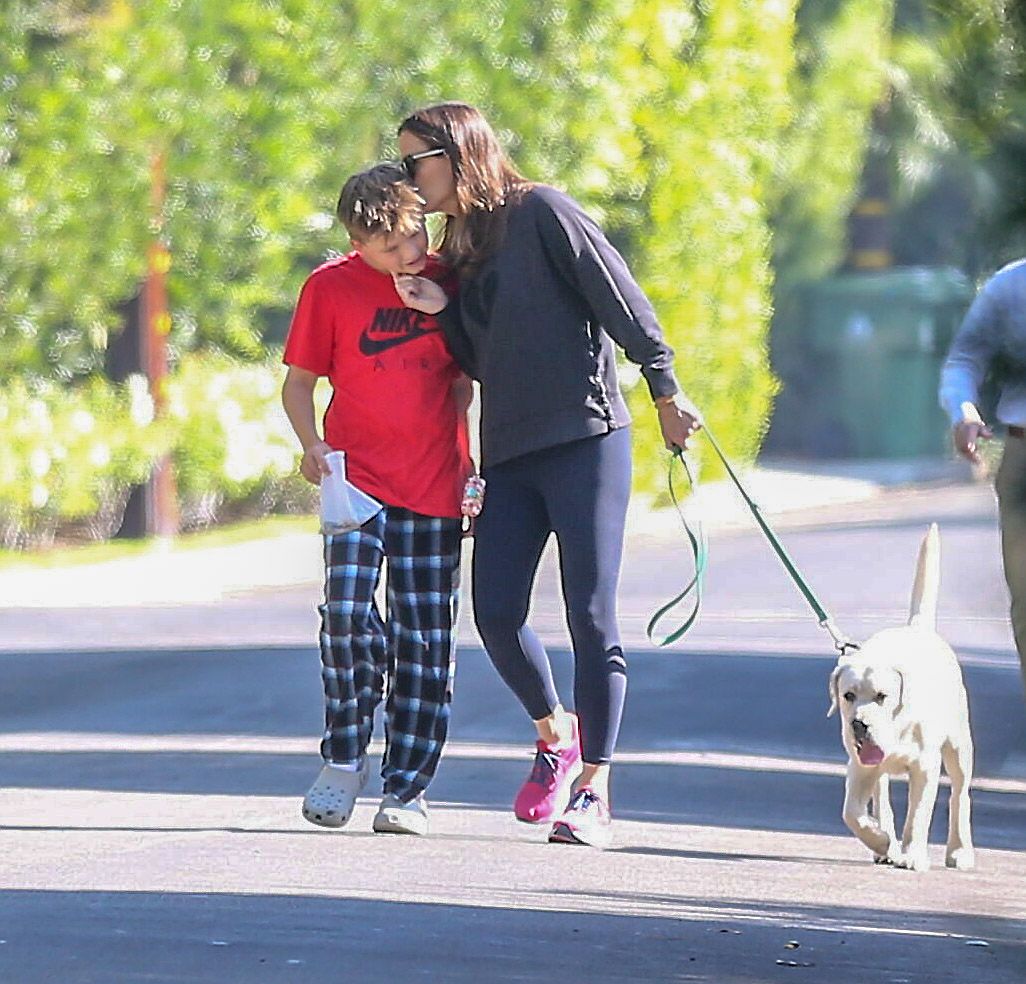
[283,252,470,518]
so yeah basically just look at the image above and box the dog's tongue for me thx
[858,741,885,766]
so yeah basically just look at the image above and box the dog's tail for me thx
[908,523,940,630]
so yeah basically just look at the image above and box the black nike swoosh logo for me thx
[358,325,440,356]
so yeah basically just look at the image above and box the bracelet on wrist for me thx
[653,395,677,409]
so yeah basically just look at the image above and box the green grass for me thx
[0,513,318,571]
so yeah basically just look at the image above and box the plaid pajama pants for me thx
[318,505,462,803]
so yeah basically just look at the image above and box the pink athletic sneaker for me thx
[513,714,582,824]
[548,787,612,849]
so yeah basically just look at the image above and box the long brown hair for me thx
[399,102,533,277]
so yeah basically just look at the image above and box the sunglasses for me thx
[401,147,447,179]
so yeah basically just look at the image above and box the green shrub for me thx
[774,0,895,291]
[621,1,796,494]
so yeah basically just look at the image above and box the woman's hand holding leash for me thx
[655,394,702,452]
[394,273,448,315]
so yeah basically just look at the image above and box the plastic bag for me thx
[320,450,383,534]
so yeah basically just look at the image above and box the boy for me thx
[282,163,471,836]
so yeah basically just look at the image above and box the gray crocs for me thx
[372,793,429,836]
[302,760,370,828]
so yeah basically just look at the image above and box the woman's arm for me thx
[535,189,701,448]
[534,190,679,396]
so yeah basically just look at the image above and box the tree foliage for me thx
[2,0,915,520]
[1,0,364,378]
[885,0,1026,276]
[621,1,798,488]
[1,1,647,375]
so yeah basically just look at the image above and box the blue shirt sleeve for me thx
[939,280,1003,424]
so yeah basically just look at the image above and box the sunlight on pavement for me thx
[1,787,1024,941]
[0,733,1022,794]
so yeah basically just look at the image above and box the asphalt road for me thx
[1,481,1024,983]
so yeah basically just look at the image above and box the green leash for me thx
[646,427,859,655]
[644,450,708,646]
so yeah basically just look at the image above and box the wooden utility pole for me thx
[845,101,893,272]
[142,151,179,536]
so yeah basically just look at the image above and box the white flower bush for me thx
[2,353,314,547]
[0,376,160,546]
[165,352,311,528]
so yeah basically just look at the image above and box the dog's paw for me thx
[945,847,975,871]
[873,840,903,866]
[894,849,931,872]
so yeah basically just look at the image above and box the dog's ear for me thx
[827,665,841,717]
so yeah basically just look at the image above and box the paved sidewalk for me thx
[0,457,974,609]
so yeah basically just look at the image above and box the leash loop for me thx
[649,424,860,655]
[645,449,707,647]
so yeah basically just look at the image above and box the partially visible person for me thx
[282,162,472,836]
[393,102,701,848]
[940,258,1026,695]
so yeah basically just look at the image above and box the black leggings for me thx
[472,428,631,764]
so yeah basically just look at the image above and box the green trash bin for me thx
[780,267,974,459]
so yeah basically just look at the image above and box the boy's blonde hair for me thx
[335,163,424,242]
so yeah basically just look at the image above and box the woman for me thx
[394,102,700,848]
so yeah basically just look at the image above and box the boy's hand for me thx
[393,274,447,315]
[300,440,333,485]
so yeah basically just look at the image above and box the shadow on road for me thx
[0,750,1023,851]
[0,645,1022,850]
[0,644,1021,768]
[0,888,1022,984]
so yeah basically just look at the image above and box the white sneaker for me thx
[302,760,370,829]
[372,793,429,836]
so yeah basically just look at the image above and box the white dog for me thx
[827,524,975,872]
